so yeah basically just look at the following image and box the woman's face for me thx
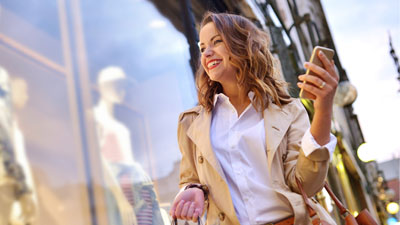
[199,22,236,85]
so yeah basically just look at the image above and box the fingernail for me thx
[319,51,324,57]
[304,62,309,67]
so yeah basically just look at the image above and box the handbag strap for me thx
[296,177,351,218]
[295,177,318,216]
[323,181,349,215]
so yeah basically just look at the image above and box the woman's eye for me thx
[200,47,205,53]
[214,39,222,45]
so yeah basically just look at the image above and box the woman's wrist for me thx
[184,183,209,200]
[310,110,332,146]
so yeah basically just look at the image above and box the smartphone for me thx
[299,46,335,99]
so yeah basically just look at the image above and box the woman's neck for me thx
[222,83,250,117]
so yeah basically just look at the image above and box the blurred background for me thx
[0,0,398,225]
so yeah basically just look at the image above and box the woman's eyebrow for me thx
[198,34,221,47]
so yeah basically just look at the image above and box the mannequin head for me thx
[11,78,29,109]
[97,66,127,104]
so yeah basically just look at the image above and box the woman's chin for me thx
[208,72,222,82]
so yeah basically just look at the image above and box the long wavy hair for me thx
[196,12,292,112]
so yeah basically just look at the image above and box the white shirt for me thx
[210,92,337,225]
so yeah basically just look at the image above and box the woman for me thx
[170,12,338,225]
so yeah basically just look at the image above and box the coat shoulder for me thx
[281,98,306,115]
[178,105,202,123]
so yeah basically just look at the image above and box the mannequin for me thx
[0,67,37,225]
[94,66,164,225]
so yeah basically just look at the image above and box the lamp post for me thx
[388,31,400,92]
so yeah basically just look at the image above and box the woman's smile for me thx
[207,59,222,70]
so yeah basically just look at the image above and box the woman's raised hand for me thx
[297,51,339,145]
[169,187,205,223]
[297,51,339,112]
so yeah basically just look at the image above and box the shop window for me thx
[0,51,90,224]
[0,0,197,224]
[80,0,197,224]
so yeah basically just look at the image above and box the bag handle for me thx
[323,182,349,215]
[172,217,202,225]
[295,177,318,217]
[296,177,351,218]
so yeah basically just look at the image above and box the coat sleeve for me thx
[283,99,331,197]
[177,111,200,189]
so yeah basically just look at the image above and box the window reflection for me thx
[1,0,198,223]
[0,66,37,225]
[0,45,91,224]
[0,0,63,66]
[82,0,196,223]
[94,66,165,225]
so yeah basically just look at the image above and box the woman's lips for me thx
[207,59,222,70]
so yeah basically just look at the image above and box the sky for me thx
[321,0,400,163]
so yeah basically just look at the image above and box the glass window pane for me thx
[0,49,91,224]
[80,0,197,224]
[0,0,63,65]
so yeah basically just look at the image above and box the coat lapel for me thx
[186,109,227,181]
[263,103,293,170]
[185,102,293,182]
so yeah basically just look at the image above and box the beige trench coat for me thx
[177,98,336,225]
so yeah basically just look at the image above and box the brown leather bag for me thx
[296,178,379,225]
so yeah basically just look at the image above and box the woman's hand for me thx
[169,187,205,223]
[297,51,339,145]
[297,51,339,111]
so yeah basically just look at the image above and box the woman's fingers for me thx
[169,200,177,218]
[170,198,182,218]
[297,81,323,97]
[304,62,336,85]
[185,202,196,220]
[299,51,339,101]
[298,75,327,89]
[180,201,192,220]
[192,208,200,222]
[174,200,185,219]
[318,51,339,82]
[170,187,205,222]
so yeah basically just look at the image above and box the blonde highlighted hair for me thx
[196,12,291,112]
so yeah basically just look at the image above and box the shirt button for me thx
[218,212,225,221]
[198,155,204,164]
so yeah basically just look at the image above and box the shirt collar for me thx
[213,91,256,107]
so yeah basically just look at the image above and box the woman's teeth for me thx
[208,60,221,69]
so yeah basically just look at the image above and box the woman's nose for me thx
[203,47,213,57]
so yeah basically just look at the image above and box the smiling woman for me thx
[170,11,340,225]
[196,12,292,114]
